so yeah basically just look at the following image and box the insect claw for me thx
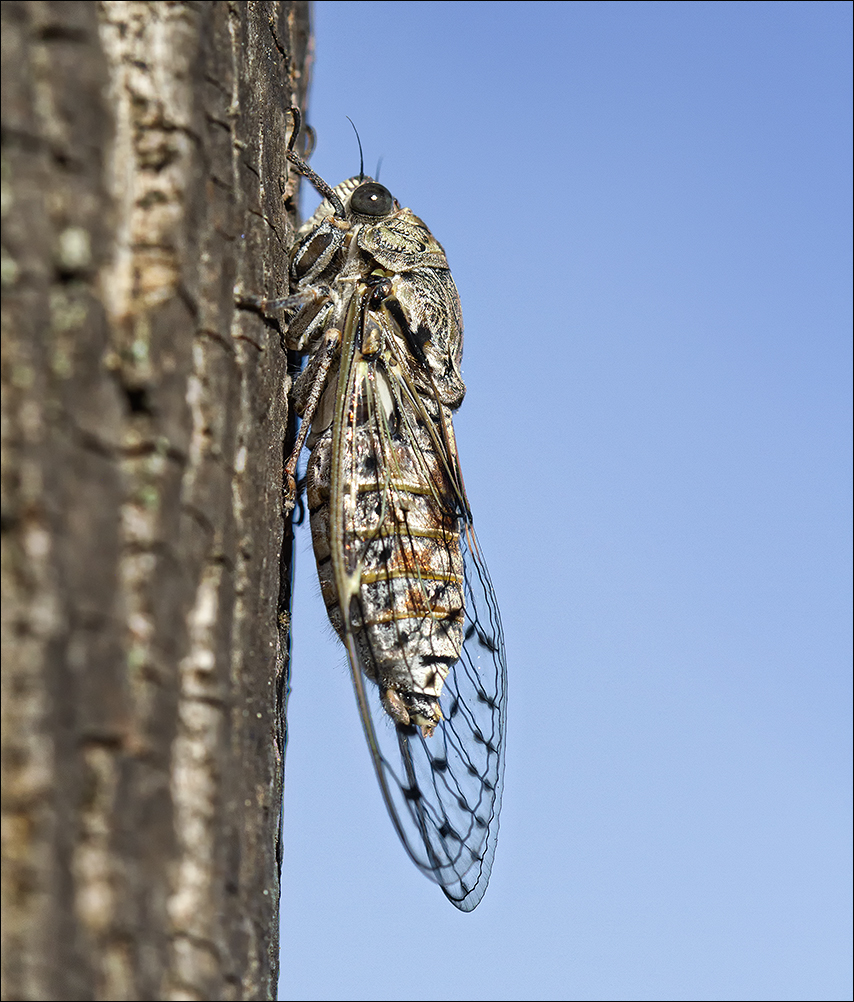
[283,471,298,515]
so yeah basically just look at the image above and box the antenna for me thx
[285,107,346,217]
[346,116,365,181]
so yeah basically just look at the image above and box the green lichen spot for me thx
[1,249,19,286]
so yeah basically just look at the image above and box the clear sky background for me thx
[277,3,852,1000]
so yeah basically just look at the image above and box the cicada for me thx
[263,110,506,910]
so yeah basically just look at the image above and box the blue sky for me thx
[278,3,852,999]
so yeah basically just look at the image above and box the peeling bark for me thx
[1,2,310,998]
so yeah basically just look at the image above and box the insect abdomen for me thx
[306,416,464,730]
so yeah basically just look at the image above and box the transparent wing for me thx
[343,520,506,910]
[330,285,507,911]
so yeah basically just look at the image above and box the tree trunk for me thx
[1,2,310,998]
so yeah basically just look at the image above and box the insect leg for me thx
[236,292,302,313]
[283,326,340,511]
[237,286,337,357]
[236,289,325,324]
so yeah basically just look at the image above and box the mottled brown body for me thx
[288,178,469,734]
[266,116,507,911]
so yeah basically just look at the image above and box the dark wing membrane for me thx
[333,290,507,911]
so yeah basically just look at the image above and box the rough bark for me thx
[1,2,310,998]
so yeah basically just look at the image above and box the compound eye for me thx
[350,182,394,217]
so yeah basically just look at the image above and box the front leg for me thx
[236,284,339,510]
[236,286,334,353]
